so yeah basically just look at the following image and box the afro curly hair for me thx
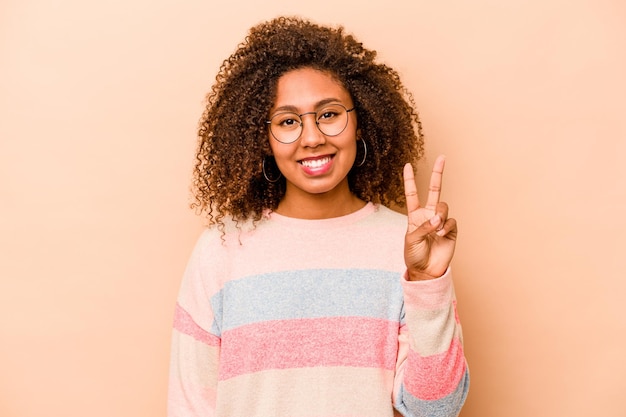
[191,16,424,229]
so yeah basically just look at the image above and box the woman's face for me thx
[268,67,358,208]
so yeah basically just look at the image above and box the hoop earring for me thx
[356,139,367,167]
[262,156,282,183]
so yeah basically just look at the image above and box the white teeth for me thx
[300,156,331,168]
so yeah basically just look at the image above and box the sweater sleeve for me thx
[393,268,470,417]
[168,232,222,417]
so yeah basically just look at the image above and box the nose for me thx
[299,112,326,147]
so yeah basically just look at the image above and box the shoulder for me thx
[183,219,260,287]
[365,204,407,227]
[191,214,281,256]
[340,204,407,249]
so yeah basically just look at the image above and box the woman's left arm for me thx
[393,156,470,416]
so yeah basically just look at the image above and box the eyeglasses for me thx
[266,103,356,144]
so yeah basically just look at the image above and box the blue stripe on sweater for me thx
[209,268,404,334]
[394,368,470,416]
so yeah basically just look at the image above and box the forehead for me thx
[272,68,351,111]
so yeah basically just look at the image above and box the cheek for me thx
[268,136,287,164]
[343,130,359,158]
[268,140,296,169]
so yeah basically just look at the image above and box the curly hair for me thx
[191,16,424,228]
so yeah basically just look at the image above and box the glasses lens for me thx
[316,104,349,137]
[269,112,301,143]
[268,104,351,143]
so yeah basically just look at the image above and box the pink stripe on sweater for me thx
[173,303,220,346]
[404,337,466,400]
[219,317,398,380]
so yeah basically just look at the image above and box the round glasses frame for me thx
[265,104,356,144]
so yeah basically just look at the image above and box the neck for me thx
[275,186,366,220]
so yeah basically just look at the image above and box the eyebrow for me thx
[271,98,347,114]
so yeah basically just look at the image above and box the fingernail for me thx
[430,215,441,226]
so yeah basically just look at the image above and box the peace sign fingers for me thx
[403,155,447,213]
[402,154,457,281]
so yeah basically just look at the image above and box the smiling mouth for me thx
[299,156,333,168]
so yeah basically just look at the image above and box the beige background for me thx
[1,0,625,416]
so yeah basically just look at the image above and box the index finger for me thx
[403,162,420,212]
[425,155,446,210]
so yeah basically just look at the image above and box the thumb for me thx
[407,214,441,245]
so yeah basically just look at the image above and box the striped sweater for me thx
[168,203,469,417]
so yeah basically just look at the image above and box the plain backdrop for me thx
[1,0,625,416]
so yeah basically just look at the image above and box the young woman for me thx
[168,16,469,417]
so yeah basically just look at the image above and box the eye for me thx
[318,109,340,122]
[273,113,300,129]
